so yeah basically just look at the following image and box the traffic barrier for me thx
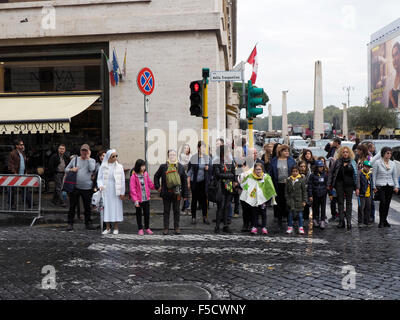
[0,174,43,226]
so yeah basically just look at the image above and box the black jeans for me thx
[233,193,240,214]
[312,195,327,221]
[68,188,92,225]
[163,195,180,229]
[241,200,252,227]
[53,172,65,203]
[330,196,338,218]
[335,181,354,224]
[216,192,232,228]
[191,181,207,219]
[359,196,371,225]
[276,183,288,223]
[378,185,394,224]
[251,205,267,228]
[136,200,150,230]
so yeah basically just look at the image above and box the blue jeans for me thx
[288,211,303,228]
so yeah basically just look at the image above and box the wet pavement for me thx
[1,195,400,300]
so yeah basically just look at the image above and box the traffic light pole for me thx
[248,118,254,149]
[202,68,209,155]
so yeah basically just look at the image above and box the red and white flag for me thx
[247,45,258,85]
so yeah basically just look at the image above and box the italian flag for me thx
[102,50,116,87]
[247,45,258,85]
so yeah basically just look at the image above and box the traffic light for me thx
[247,80,268,118]
[190,80,203,117]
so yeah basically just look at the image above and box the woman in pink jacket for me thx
[130,159,156,235]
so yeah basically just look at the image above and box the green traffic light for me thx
[247,80,267,118]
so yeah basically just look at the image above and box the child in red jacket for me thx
[130,159,156,235]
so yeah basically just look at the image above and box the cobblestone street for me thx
[1,197,400,300]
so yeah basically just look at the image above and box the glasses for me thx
[112,155,118,158]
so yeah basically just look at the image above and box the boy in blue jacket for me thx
[308,160,329,229]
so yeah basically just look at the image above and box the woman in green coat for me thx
[285,166,307,235]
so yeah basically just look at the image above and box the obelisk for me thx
[313,61,324,140]
[342,103,348,139]
[268,104,273,132]
[282,91,289,140]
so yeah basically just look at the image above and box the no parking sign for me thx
[137,67,155,96]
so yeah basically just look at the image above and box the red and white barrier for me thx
[0,175,40,187]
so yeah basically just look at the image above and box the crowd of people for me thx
[6,136,399,235]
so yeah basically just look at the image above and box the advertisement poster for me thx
[371,34,400,109]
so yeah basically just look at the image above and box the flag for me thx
[122,48,127,79]
[112,48,120,86]
[247,45,258,85]
[102,50,116,87]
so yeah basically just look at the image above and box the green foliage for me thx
[351,101,397,138]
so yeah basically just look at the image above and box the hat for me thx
[80,144,90,151]
[315,160,324,167]
[363,160,372,167]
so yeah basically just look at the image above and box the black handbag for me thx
[208,178,222,203]
[373,187,380,201]
[62,157,78,193]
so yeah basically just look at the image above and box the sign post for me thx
[137,67,155,169]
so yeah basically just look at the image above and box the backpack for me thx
[166,163,181,189]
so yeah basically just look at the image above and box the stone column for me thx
[342,103,348,139]
[268,104,273,132]
[313,61,324,140]
[282,91,288,140]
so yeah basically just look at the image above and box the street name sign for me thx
[210,71,242,82]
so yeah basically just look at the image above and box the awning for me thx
[0,95,100,134]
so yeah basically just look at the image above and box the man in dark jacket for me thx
[325,138,341,159]
[154,150,189,235]
[187,141,212,225]
[7,139,32,207]
[48,144,70,206]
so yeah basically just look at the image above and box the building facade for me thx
[0,0,237,174]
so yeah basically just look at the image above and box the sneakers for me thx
[299,227,305,235]
[313,219,319,227]
[319,221,326,229]
[102,229,111,235]
[250,227,258,235]
[233,213,240,218]
[262,227,268,235]
[138,229,144,236]
[145,228,154,235]
[286,227,293,234]
[113,229,119,235]
[163,229,169,235]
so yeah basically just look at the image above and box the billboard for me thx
[370,34,400,109]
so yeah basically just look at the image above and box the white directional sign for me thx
[210,71,243,82]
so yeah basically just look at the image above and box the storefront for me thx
[0,42,109,174]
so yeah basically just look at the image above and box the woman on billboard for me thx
[389,42,400,108]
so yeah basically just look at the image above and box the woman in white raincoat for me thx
[239,163,276,235]
[97,149,125,234]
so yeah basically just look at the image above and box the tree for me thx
[352,101,397,139]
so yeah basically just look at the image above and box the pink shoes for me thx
[250,227,258,235]
[262,227,268,235]
[138,229,144,236]
[299,227,305,235]
[145,228,154,235]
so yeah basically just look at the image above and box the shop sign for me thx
[0,122,70,134]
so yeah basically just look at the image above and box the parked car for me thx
[290,139,310,159]
[361,140,400,155]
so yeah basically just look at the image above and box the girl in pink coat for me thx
[130,159,156,235]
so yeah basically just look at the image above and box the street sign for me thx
[210,70,242,82]
[137,67,155,95]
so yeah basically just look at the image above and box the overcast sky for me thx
[237,0,400,117]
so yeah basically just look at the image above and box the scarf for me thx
[290,174,302,181]
[252,171,264,180]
